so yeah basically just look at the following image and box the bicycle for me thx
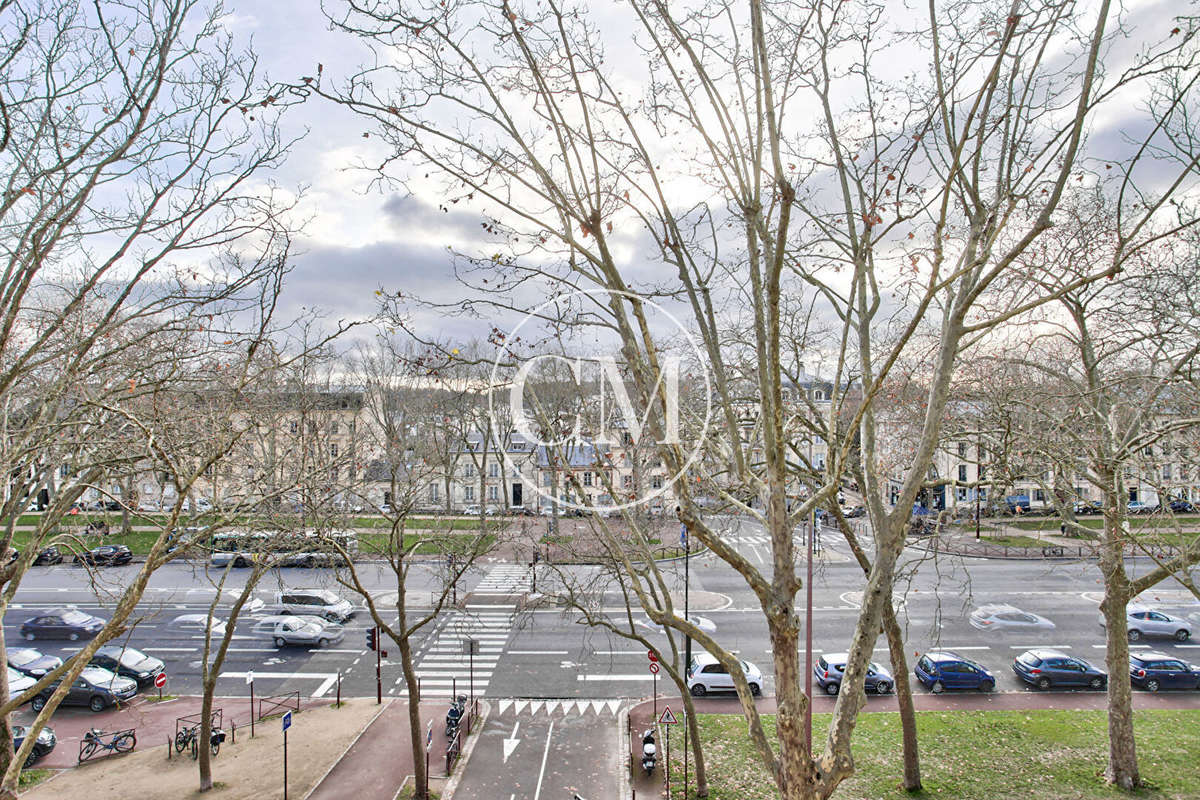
[79,728,136,762]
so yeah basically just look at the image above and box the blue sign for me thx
[679,523,688,550]
[282,711,292,732]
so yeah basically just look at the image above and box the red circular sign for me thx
[154,673,167,689]
[647,650,658,663]
[649,662,660,674]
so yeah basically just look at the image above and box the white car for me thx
[686,651,764,697]
[271,589,355,622]
[1101,607,1192,642]
[636,616,717,635]
[969,604,1056,632]
[7,667,36,698]
[171,614,227,638]
[250,615,344,648]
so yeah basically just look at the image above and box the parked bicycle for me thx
[174,724,225,759]
[79,728,136,762]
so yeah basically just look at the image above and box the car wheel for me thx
[1145,678,1160,692]
[930,680,944,694]
[23,750,37,768]
[1128,629,1141,641]
[23,632,34,641]
[318,638,330,648]
[875,681,892,695]
[68,633,79,641]
[1089,677,1105,691]
[1036,677,1052,691]
[749,683,761,697]
[274,637,286,648]
[30,696,45,712]
[690,683,706,697]
[824,682,840,696]
[1175,629,1190,642]
[233,557,247,568]
[979,680,995,693]
[89,695,107,712]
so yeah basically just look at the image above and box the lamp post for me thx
[804,434,814,754]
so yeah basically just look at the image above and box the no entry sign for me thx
[154,673,167,689]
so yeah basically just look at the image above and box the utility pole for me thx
[805,428,814,754]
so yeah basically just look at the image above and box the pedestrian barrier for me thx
[257,691,300,721]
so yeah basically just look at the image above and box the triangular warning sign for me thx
[658,706,678,725]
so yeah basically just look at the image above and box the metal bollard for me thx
[230,721,236,745]
[167,735,172,760]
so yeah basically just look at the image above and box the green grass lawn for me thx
[1010,516,1200,532]
[978,533,1048,548]
[665,709,1200,800]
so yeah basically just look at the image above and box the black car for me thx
[1129,652,1200,692]
[30,666,138,713]
[12,724,56,768]
[20,608,105,641]
[8,647,63,678]
[33,546,64,566]
[75,544,132,566]
[1168,498,1195,514]
[1013,649,1107,690]
[89,645,165,686]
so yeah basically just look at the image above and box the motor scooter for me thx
[640,728,657,774]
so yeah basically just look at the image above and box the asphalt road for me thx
[6,516,1200,709]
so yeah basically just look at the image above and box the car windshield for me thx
[302,622,322,634]
[9,650,35,666]
[1017,652,1042,666]
[60,611,92,625]
[81,667,116,683]
[315,591,339,604]
[116,648,149,666]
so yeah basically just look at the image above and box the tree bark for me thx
[0,624,14,796]
[397,573,428,800]
[882,603,921,791]
[1098,495,1139,789]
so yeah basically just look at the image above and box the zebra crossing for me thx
[471,563,533,596]
[398,606,515,698]
[496,698,624,717]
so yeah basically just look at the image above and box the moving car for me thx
[20,608,105,641]
[1012,649,1106,690]
[30,666,137,712]
[686,651,764,697]
[74,544,132,566]
[8,648,62,677]
[250,615,344,648]
[1129,652,1200,692]
[89,645,165,686]
[170,614,228,638]
[271,589,355,622]
[8,667,36,698]
[914,651,996,693]
[12,724,56,768]
[969,604,1056,632]
[814,653,894,695]
[636,616,717,635]
[1099,606,1191,642]
[32,546,64,566]
[1127,501,1158,515]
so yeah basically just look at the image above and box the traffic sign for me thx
[647,650,658,663]
[282,711,292,732]
[426,720,433,752]
[649,662,660,675]
[658,706,678,725]
[153,672,167,689]
[246,670,254,685]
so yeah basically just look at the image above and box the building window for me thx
[464,486,474,501]
[1033,489,1045,502]
[957,442,967,459]
[430,483,440,501]
[958,465,968,483]
[330,443,338,457]
[290,421,298,434]
[489,462,499,478]
[488,485,499,501]
[957,487,968,502]
[583,471,593,487]
[331,421,340,435]
[623,475,633,489]
[652,476,663,489]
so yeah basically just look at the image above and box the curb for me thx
[302,699,392,800]
[443,698,490,799]
[618,701,634,800]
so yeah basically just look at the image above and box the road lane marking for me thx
[577,674,655,681]
[1008,645,1072,649]
[507,650,569,655]
[533,719,554,800]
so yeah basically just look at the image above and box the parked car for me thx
[251,615,344,648]
[1100,606,1191,641]
[1004,495,1031,514]
[89,645,165,686]
[463,505,482,516]
[636,616,717,635]
[814,653,894,696]
[30,666,137,712]
[969,604,1056,632]
[1012,649,1106,690]
[7,667,36,698]
[686,651,763,697]
[20,608,105,641]
[1129,652,1200,692]
[8,648,62,677]
[1127,501,1159,515]
[74,544,132,566]
[170,614,228,638]
[484,505,501,516]
[271,589,355,622]
[914,651,995,693]
[1072,500,1102,515]
[32,546,64,566]
[846,505,866,518]
[12,724,56,767]
[1167,498,1195,514]
[136,500,162,512]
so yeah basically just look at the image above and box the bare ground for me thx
[22,700,383,800]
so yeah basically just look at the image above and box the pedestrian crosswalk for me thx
[495,698,624,717]
[471,563,533,595]
[398,604,515,698]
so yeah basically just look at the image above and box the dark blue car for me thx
[815,652,894,695]
[914,651,995,693]
[1012,649,1106,690]
[1129,652,1200,692]
[12,724,56,768]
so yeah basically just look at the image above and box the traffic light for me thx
[366,627,378,651]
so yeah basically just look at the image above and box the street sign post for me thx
[282,711,292,800]
[658,707,678,726]
[247,671,255,737]
[648,650,659,718]
[154,671,167,699]
[463,638,481,700]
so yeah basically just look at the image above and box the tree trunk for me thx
[0,624,15,795]
[1098,498,1139,789]
[198,678,216,791]
[771,623,817,800]
[397,577,428,800]
[882,603,921,791]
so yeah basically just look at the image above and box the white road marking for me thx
[533,720,554,800]
[507,650,569,655]
[1008,645,1072,650]
[577,674,655,681]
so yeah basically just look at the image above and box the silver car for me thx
[1101,607,1192,642]
[969,604,1056,632]
[251,615,344,648]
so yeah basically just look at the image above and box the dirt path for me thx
[23,700,383,800]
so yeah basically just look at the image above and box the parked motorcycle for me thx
[641,729,657,774]
[445,694,467,736]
